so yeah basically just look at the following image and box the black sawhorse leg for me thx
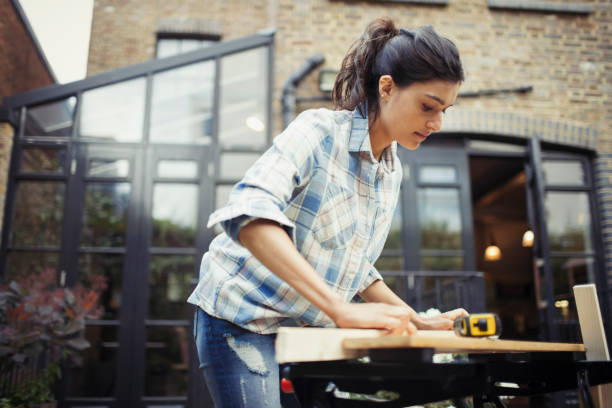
[577,369,595,408]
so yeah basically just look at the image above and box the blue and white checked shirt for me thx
[187,107,402,334]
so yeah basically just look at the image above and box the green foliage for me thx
[0,355,64,407]
[420,220,461,250]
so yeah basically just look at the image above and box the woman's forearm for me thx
[238,219,344,321]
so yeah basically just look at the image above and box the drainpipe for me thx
[281,53,325,129]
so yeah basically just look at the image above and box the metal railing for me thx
[380,270,486,313]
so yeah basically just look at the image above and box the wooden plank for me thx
[343,332,584,354]
[275,327,383,363]
[573,284,611,408]
[275,327,584,363]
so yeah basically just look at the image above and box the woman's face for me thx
[370,77,461,156]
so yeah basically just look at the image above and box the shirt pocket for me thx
[312,183,357,249]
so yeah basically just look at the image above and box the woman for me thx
[188,18,467,407]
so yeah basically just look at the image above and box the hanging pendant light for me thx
[484,230,502,261]
[484,243,502,261]
[522,229,534,247]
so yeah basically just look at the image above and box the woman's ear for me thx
[378,75,394,101]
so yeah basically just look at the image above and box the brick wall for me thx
[87,0,611,286]
[0,1,54,101]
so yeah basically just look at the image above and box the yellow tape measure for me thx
[453,313,502,338]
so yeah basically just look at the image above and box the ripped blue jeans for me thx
[194,307,300,408]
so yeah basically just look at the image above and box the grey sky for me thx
[20,0,93,83]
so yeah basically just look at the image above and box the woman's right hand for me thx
[330,302,417,335]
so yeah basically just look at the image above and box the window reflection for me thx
[219,48,268,148]
[152,184,198,247]
[542,160,585,186]
[11,181,65,246]
[78,253,124,320]
[5,251,59,282]
[148,255,195,320]
[150,61,214,144]
[546,192,592,252]
[88,158,130,178]
[145,325,189,396]
[81,183,131,247]
[20,147,66,173]
[80,78,146,142]
[24,97,76,137]
[67,324,118,397]
[421,256,463,271]
[418,188,462,250]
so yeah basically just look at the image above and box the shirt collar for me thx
[347,105,398,174]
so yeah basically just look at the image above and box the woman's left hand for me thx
[412,308,469,330]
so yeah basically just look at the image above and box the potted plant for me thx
[0,268,107,407]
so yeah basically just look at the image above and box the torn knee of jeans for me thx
[226,335,269,375]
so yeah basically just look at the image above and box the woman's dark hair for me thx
[333,18,464,121]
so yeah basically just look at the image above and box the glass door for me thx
[394,141,481,313]
[62,144,144,406]
[527,138,606,342]
[138,145,213,407]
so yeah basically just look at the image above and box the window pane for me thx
[156,39,179,58]
[550,256,595,322]
[219,48,268,148]
[220,152,260,179]
[157,160,198,179]
[145,326,189,396]
[156,38,214,58]
[81,183,131,247]
[11,181,65,246]
[88,158,130,178]
[20,147,66,173]
[152,184,198,247]
[24,97,76,137]
[418,188,462,250]
[419,165,457,183]
[67,324,118,397]
[148,255,195,319]
[542,160,586,186]
[80,78,146,142]
[421,256,463,271]
[215,184,233,210]
[78,253,124,320]
[5,251,60,282]
[383,201,403,250]
[374,256,403,271]
[150,61,214,144]
[546,192,592,252]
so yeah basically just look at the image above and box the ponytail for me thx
[333,18,464,122]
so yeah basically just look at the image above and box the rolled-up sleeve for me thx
[207,109,331,243]
[359,263,384,293]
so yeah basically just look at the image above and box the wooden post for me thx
[573,284,611,408]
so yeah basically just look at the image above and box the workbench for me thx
[276,328,612,408]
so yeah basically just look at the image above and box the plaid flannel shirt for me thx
[187,107,402,334]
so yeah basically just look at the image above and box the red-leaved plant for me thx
[0,268,107,406]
